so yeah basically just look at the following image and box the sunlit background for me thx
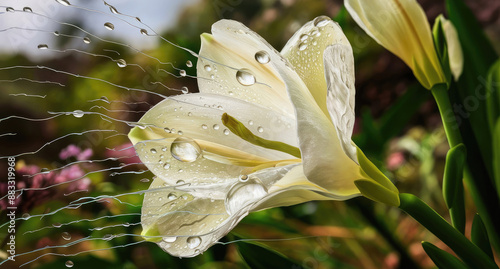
[0,0,499,268]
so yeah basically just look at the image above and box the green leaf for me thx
[354,179,400,207]
[356,147,398,194]
[222,113,301,158]
[486,59,500,132]
[421,241,468,269]
[471,214,494,259]
[493,119,500,198]
[446,0,497,172]
[398,194,498,269]
[432,15,452,85]
[442,144,466,233]
[235,239,303,269]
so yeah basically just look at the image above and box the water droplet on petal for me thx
[225,177,267,215]
[204,65,212,72]
[163,236,177,243]
[299,43,307,51]
[104,22,115,30]
[56,0,71,6]
[163,163,170,169]
[72,110,84,118]
[179,70,186,77]
[186,60,193,67]
[223,129,230,135]
[313,16,331,27]
[176,180,185,185]
[150,148,157,154]
[140,29,148,35]
[239,174,248,182]
[170,137,202,162]
[53,222,62,228]
[23,7,33,12]
[116,59,127,68]
[38,44,49,50]
[6,7,14,12]
[248,120,254,125]
[257,126,264,133]
[140,178,150,183]
[65,261,74,268]
[186,236,201,249]
[168,193,177,200]
[62,232,71,240]
[300,34,309,42]
[236,69,256,86]
[83,37,91,44]
[212,124,219,130]
[201,124,208,130]
[254,50,270,64]
[53,31,60,36]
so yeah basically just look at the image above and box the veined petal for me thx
[345,0,446,89]
[281,16,351,119]
[197,20,294,117]
[142,164,331,257]
[129,93,298,195]
[324,44,358,163]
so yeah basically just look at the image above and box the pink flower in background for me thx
[59,144,93,161]
[0,145,93,213]
[386,152,406,170]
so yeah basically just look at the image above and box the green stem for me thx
[431,83,462,147]
[432,83,500,250]
[399,193,498,269]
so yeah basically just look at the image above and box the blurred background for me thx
[0,0,499,268]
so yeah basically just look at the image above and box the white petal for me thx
[197,20,294,117]
[130,93,298,197]
[323,44,358,163]
[281,16,351,119]
[266,47,362,197]
[345,0,446,89]
[141,177,231,258]
[142,164,327,258]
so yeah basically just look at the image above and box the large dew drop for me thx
[313,16,331,27]
[186,236,201,249]
[170,137,201,162]
[225,177,267,215]
[236,69,256,86]
[65,260,74,268]
[254,50,270,64]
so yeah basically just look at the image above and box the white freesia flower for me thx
[345,0,463,89]
[128,16,398,257]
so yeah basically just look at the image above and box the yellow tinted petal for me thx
[345,0,446,89]
[281,16,351,118]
